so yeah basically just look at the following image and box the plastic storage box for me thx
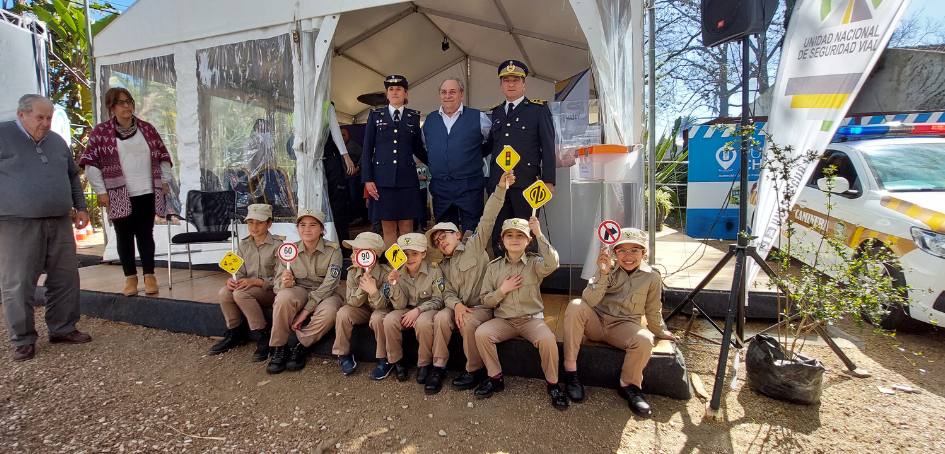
[573,144,630,181]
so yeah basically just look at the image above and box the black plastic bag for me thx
[746,334,825,405]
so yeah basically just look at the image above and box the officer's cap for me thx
[613,228,648,250]
[246,204,273,222]
[398,232,428,252]
[500,218,531,237]
[296,209,326,226]
[344,232,386,255]
[384,75,409,90]
[498,60,528,78]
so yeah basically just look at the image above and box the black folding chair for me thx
[166,190,237,288]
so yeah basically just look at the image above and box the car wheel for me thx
[860,254,926,332]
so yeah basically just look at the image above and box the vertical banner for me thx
[747,0,912,286]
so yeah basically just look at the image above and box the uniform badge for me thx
[436,277,445,294]
[403,238,411,245]
[506,62,516,73]
[329,264,340,279]
[382,283,391,298]
[537,257,544,263]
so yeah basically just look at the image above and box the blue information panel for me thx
[686,123,765,240]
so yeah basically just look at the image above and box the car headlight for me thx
[911,227,945,259]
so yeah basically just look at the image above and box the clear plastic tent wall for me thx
[100,55,182,214]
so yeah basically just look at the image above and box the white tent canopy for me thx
[93,0,645,266]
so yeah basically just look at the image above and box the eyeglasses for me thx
[35,145,47,164]
[114,99,135,107]
[614,247,644,256]
[433,230,454,248]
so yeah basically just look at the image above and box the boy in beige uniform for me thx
[562,228,676,417]
[268,209,344,375]
[424,170,515,394]
[332,232,392,376]
[211,204,282,361]
[372,233,455,383]
[474,217,568,410]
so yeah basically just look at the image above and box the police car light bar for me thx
[834,123,945,141]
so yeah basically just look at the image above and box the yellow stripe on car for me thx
[880,196,945,234]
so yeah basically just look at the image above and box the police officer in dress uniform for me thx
[363,75,428,247]
[484,60,556,256]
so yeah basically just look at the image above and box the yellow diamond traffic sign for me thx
[496,145,520,172]
[385,244,407,270]
[219,252,244,275]
[523,180,552,210]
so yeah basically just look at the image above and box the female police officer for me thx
[362,75,428,246]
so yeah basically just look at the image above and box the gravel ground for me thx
[2,310,944,454]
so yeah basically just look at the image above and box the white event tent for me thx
[92,0,645,267]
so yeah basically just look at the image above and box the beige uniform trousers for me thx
[563,299,654,387]
[271,286,344,347]
[332,305,392,357]
[217,286,277,330]
[380,309,437,365]
[432,307,494,370]
[475,317,559,383]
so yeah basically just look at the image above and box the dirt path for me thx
[2,312,944,453]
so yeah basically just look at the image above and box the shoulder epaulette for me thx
[329,242,339,249]
[490,102,504,110]
[274,235,286,242]
[530,99,547,105]
[406,107,419,114]
[371,107,385,115]
[489,256,504,264]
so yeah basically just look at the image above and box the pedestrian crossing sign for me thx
[219,252,243,275]
[496,145,520,172]
[385,244,407,270]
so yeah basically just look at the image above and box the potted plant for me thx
[645,185,675,231]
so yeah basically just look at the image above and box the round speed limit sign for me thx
[279,243,298,262]
[355,249,377,268]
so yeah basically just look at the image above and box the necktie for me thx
[393,109,401,123]
[506,102,513,117]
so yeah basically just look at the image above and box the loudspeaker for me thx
[701,0,778,48]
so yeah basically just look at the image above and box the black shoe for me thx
[619,384,652,418]
[474,376,505,399]
[394,361,409,382]
[424,367,445,395]
[548,383,570,410]
[252,329,271,362]
[416,365,431,384]
[452,367,488,391]
[209,327,247,355]
[562,371,586,403]
[286,344,309,371]
[266,345,287,375]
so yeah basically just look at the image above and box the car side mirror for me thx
[817,176,851,194]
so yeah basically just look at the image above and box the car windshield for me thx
[857,141,945,191]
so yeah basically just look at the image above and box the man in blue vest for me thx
[421,77,492,236]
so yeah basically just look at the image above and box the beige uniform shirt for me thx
[480,235,559,319]
[582,262,665,334]
[438,185,506,308]
[389,261,455,313]
[234,232,282,290]
[273,237,343,312]
[345,263,392,310]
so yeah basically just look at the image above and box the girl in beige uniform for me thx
[268,209,343,375]
[474,217,568,410]
[561,228,676,418]
[332,232,391,376]
[211,204,281,361]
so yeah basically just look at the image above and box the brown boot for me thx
[144,274,159,295]
[124,275,139,296]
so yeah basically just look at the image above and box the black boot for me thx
[474,376,505,399]
[547,383,569,410]
[417,365,431,384]
[286,343,309,371]
[266,345,287,374]
[619,384,652,418]
[562,370,586,403]
[452,367,488,391]
[209,327,247,355]
[252,329,271,362]
[425,367,446,395]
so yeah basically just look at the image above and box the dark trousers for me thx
[347,177,367,221]
[430,176,485,236]
[325,154,350,250]
[490,187,540,256]
[415,188,431,231]
[112,194,156,277]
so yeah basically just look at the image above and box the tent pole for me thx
[647,0,656,263]
[84,0,97,126]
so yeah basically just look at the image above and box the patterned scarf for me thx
[115,117,138,140]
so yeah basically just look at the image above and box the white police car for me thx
[787,123,945,330]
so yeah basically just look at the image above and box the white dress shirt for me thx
[504,95,526,113]
[421,103,491,148]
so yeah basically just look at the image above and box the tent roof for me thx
[95,0,592,121]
